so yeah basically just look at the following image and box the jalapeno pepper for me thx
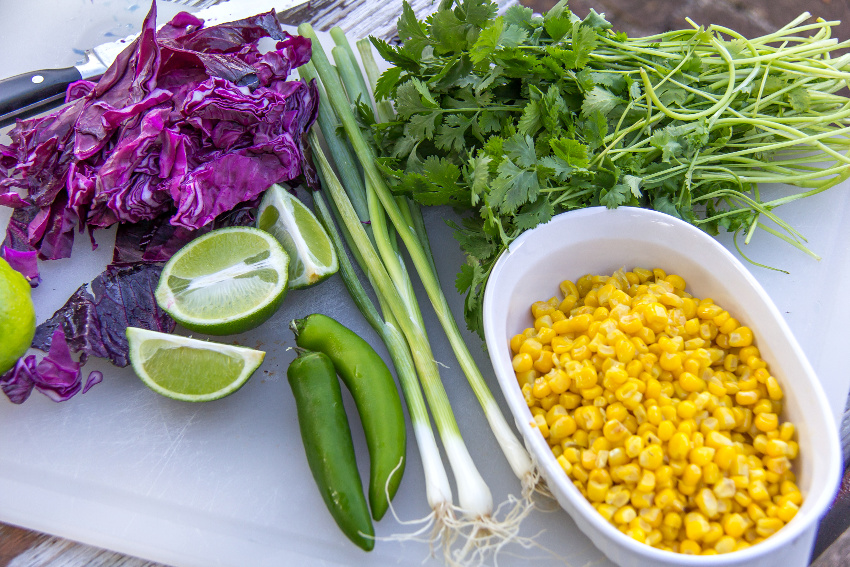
[287,350,375,551]
[292,313,406,521]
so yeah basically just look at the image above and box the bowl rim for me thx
[482,206,843,564]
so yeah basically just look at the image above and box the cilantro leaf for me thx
[582,9,613,30]
[435,113,474,152]
[430,8,470,54]
[503,134,538,168]
[374,66,404,101]
[467,153,492,206]
[572,23,599,69]
[550,138,589,168]
[581,86,622,118]
[514,196,554,231]
[600,183,630,208]
[394,79,439,119]
[488,158,539,213]
[397,1,431,57]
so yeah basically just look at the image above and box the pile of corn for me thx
[510,267,802,555]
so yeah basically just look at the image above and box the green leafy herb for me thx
[370,0,850,338]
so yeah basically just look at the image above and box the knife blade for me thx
[0,0,308,128]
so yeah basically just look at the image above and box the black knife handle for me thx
[0,67,82,128]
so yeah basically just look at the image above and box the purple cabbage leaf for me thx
[1,330,103,404]
[31,263,176,368]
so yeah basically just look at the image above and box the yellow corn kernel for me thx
[557,454,573,475]
[748,502,767,523]
[754,412,779,432]
[714,446,737,471]
[544,369,569,395]
[536,324,556,345]
[545,404,569,425]
[718,316,739,336]
[572,463,589,483]
[735,390,760,406]
[682,463,702,486]
[655,465,674,489]
[631,489,655,510]
[723,513,749,538]
[764,439,788,458]
[512,353,533,373]
[624,434,644,458]
[676,399,697,419]
[606,486,631,508]
[690,446,716,467]
[639,445,665,470]
[613,505,637,526]
[575,406,604,431]
[695,488,719,518]
[766,376,784,401]
[549,415,578,441]
[603,419,630,444]
[657,420,676,442]
[637,470,656,492]
[685,512,711,541]
[715,535,737,554]
[518,338,543,359]
[614,463,642,484]
[668,432,691,460]
[697,302,723,320]
[704,463,722,486]
[653,487,676,510]
[755,517,785,538]
[729,326,754,347]
[559,392,581,410]
[531,377,552,399]
[644,303,669,333]
[588,471,612,503]
[596,502,618,522]
[532,414,550,438]
[776,500,799,523]
[533,350,555,374]
[550,335,572,355]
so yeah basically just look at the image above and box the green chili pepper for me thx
[292,313,406,521]
[286,350,375,551]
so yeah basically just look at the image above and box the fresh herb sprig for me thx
[370,0,850,338]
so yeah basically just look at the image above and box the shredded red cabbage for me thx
[0,330,104,404]
[0,1,318,403]
[0,1,317,260]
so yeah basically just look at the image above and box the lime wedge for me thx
[155,227,289,335]
[257,184,338,289]
[126,327,264,402]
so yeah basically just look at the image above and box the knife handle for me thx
[0,67,82,128]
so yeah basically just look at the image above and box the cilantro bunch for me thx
[369,0,850,338]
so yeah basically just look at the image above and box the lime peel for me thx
[0,258,36,374]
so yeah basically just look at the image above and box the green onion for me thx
[298,23,538,499]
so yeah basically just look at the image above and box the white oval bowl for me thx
[482,207,841,567]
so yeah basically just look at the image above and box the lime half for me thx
[0,258,36,374]
[126,327,265,402]
[257,184,338,289]
[155,227,289,335]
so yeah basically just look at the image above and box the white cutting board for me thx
[1,2,849,567]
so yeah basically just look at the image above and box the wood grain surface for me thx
[1,0,849,565]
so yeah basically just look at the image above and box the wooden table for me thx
[1,1,849,566]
